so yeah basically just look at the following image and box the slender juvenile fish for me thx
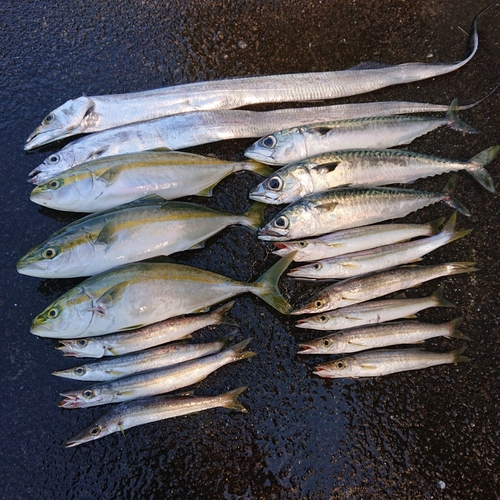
[288,213,470,279]
[17,199,266,278]
[66,386,248,447]
[26,6,486,150]
[27,101,484,185]
[298,317,469,354]
[250,146,499,204]
[56,301,237,358]
[295,283,455,331]
[58,338,255,408]
[313,345,470,378]
[292,262,478,315]
[244,100,478,165]
[53,336,234,382]
[258,177,468,241]
[31,254,295,339]
[271,217,445,262]
[29,151,272,212]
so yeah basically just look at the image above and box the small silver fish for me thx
[295,283,454,331]
[292,262,478,315]
[66,386,248,447]
[313,345,470,378]
[53,336,234,382]
[59,338,255,409]
[56,301,237,358]
[298,317,469,354]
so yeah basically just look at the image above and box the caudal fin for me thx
[445,99,479,134]
[209,301,239,327]
[466,145,499,193]
[220,386,248,413]
[449,344,471,364]
[430,283,456,309]
[243,160,274,178]
[439,212,472,244]
[251,252,297,314]
[446,316,471,341]
[441,175,470,216]
[242,202,267,231]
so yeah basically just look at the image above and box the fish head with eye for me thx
[56,338,108,358]
[17,230,96,278]
[28,149,78,186]
[313,356,359,378]
[58,385,109,409]
[30,286,95,339]
[287,259,340,279]
[298,334,344,354]
[290,287,337,315]
[296,311,334,331]
[66,411,123,447]
[272,238,329,261]
[244,127,307,166]
[25,96,95,150]
[52,364,88,381]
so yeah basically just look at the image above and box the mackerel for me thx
[292,262,478,315]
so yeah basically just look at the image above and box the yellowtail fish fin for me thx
[445,99,479,134]
[242,202,267,231]
[252,252,297,314]
[97,166,121,186]
[95,222,120,247]
[466,145,499,193]
[195,181,220,197]
[222,386,248,413]
[244,161,274,177]
[442,175,470,216]
[96,283,128,313]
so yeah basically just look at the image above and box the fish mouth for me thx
[297,343,316,354]
[29,185,53,203]
[58,392,82,409]
[24,126,63,151]
[258,225,289,241]
[249,185,281,204]
[17,258,49,276]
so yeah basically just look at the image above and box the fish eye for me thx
[298,241,307,248]
[47,308,59,319]
[267,176,283,191]
[47,154,60,164]
[314,299,324,309]
[44,113,55,124]
[48,178,62,190]
[319,315,328,323]
[322,339,332,347]
[42,247,58,259]
[74,367,86,376]
[313,263,322,271]
[335,360,347,370]
[260,135,277,149]
[90,426,101,436]
[82,389,95,399]
[274,216,289,229]
[78,339,88,347]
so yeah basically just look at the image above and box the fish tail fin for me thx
[211,301,239,327]
[466,145,500,193]
[425,216,447,235]
[445,261,480,275]
[242,202,267,231]
[440,212,472,244]
[221,386,248,413]
[445,99,479,134]
[449,344,471,363]
[430,283,456,309]
[446,316,471,341]
[228,338,257,362]
[441,175,471,216]
[251,252,297,314]
[242,160,275,178]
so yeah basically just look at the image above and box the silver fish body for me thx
[66,386,248,447]
[298,317,468,354]
[59,338,255,408]
[258,180,469,241]
[288,213,470,279]
[56,301,236,358]
[271,217,445,262]
[27,101,478,185]
[18,199,265,278]
[244,100,477,165]
[29,151,272,212]
[53,336,233,382]
[250,146,499,204]
[26,16,480,151]
[31,255,294,339]
[313,345,470,378]
[292,262,478,315]
[295,284,454,331]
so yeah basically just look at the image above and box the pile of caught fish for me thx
[19,4,498,446]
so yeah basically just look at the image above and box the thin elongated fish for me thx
[25,6,486,150]
[250,146,499,204]
[66,386,248,447]
[31,254,295,339]
[258,177,468,241]
[298,317,469,354]
[27,101,484,185]
[53,335,234,382]
[57,301,237,358]
[313,345,470,378]
[58,338,255,408]
[295,283,455,331]
[292,262,478,315]
[288,213,470,279]
[29,151,272,212]
[244,100,478,165]
[272,217,445,262]
[17,199,266,278]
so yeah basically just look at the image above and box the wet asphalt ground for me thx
[1,1,499,498]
